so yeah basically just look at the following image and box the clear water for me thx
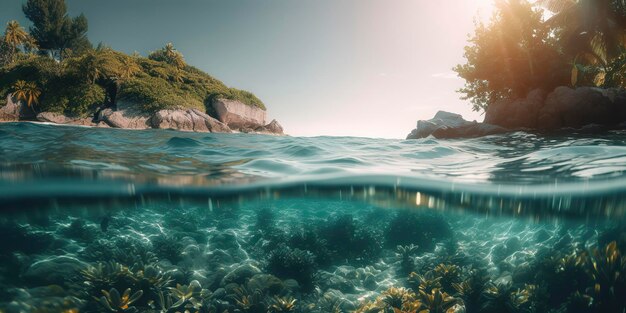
[0,122,625,313]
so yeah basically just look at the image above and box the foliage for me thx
[148,43,186,69]
[2,20,36,65]
[11,80,41,109]
[22,0,91,60]
[454,0,570,112]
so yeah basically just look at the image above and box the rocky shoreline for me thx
[0,96,285,135]
[407,86,626,139]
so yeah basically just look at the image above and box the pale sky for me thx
[0,0,494,138]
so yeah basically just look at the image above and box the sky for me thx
[0,0,495,138]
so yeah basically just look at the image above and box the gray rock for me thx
[317,271,356,293]
[485,89,545,129]
[255,119,285,135]
[212,98,267,129]
[99,108,151,129]
[151,108,231,133]
[36,112,97,126]
[23,256,88,285]
[221,263,262,285]
[538,86,626,129]
[363,274,378,290]
[0,95,35,121]
[406,111,507,139]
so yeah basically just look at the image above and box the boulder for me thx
[0,95,35,122]
[212,98,266,129]
[99,108,150,129]
[537,86,626,129]
[485,89,545,129]
[22,255,88,285]
[255,119,285,135]
[406,111,507,139]
[151,108,231,133]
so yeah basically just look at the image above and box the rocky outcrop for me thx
[212,98,266,129]
[150,108,231,133]
[254,119,284,135]
[36,112,107,127]
[485,86,626,130]
[0,95,35,122]
[1,97,285,135]
[406,111,507,139]
[99,108,151,129]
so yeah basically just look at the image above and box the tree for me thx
[538,0,626,86]
[22,0,91,61]
[454,0,570,112]
[148,43,186,69]
[1,21,36,65]
[12,80,41,110]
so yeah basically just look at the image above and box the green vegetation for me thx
[455,0,626,112]
[0,0,265,119]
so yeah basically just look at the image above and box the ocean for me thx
[0,122,625,313]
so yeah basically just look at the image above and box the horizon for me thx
[0,0,494,138]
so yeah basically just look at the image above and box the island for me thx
[0,0,284,135]
[408,0,626,139]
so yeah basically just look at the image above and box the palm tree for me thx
[164,42,186,69]
[3,20,32,62]
[120,57,140,80]
[538,0,626,84]
[12,80,41,110]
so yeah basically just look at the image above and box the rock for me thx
[99,108,150,129]
[406,111,508,139]
[255,119,285,135]
[363,274,378,290]
[485,86,626,131]
[538,86,626,129]
[212,98,266,129]
[247,274,285,295]
[221,263,262,285]
[0,95,35,121]
[317,271,356,293]
[23,255,88,285]
[150,108,231,133]
[36,112,96,126]
[485,89,545,129]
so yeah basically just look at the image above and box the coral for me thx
[266,244,317,292]
[587,241,626,312]
[433,264,461,292]
[230,285,266,313]
[385,211,452,251]
[81,237,157,266]
[417,288,460,313]
[268,296,297,312]
[382,287,416,309]
[408,271,442,294]
[151,235,184,264]
[167,280,211,311]
[288,228,333,268]
[60,218,98,243]
[255,207,276,232]
[97,288,143,313]
[396,244,419,275]
[319,214,383,264]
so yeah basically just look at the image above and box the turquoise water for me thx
[0,122,625,313]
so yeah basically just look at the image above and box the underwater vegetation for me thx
[0,204,624,313]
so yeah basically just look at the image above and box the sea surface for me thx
[0,122,625,313]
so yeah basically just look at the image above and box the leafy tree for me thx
[22,0,91,60]
[538,0,626,86]
[148,43,186,69]
[11,80,41,110]
[454,0,570,112]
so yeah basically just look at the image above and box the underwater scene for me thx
[1,123,626,313]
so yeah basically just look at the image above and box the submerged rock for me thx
[406,111,507,139]
[23,256,88,285]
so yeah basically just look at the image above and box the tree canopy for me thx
[456,0,626,113]
[22,0,91,60]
